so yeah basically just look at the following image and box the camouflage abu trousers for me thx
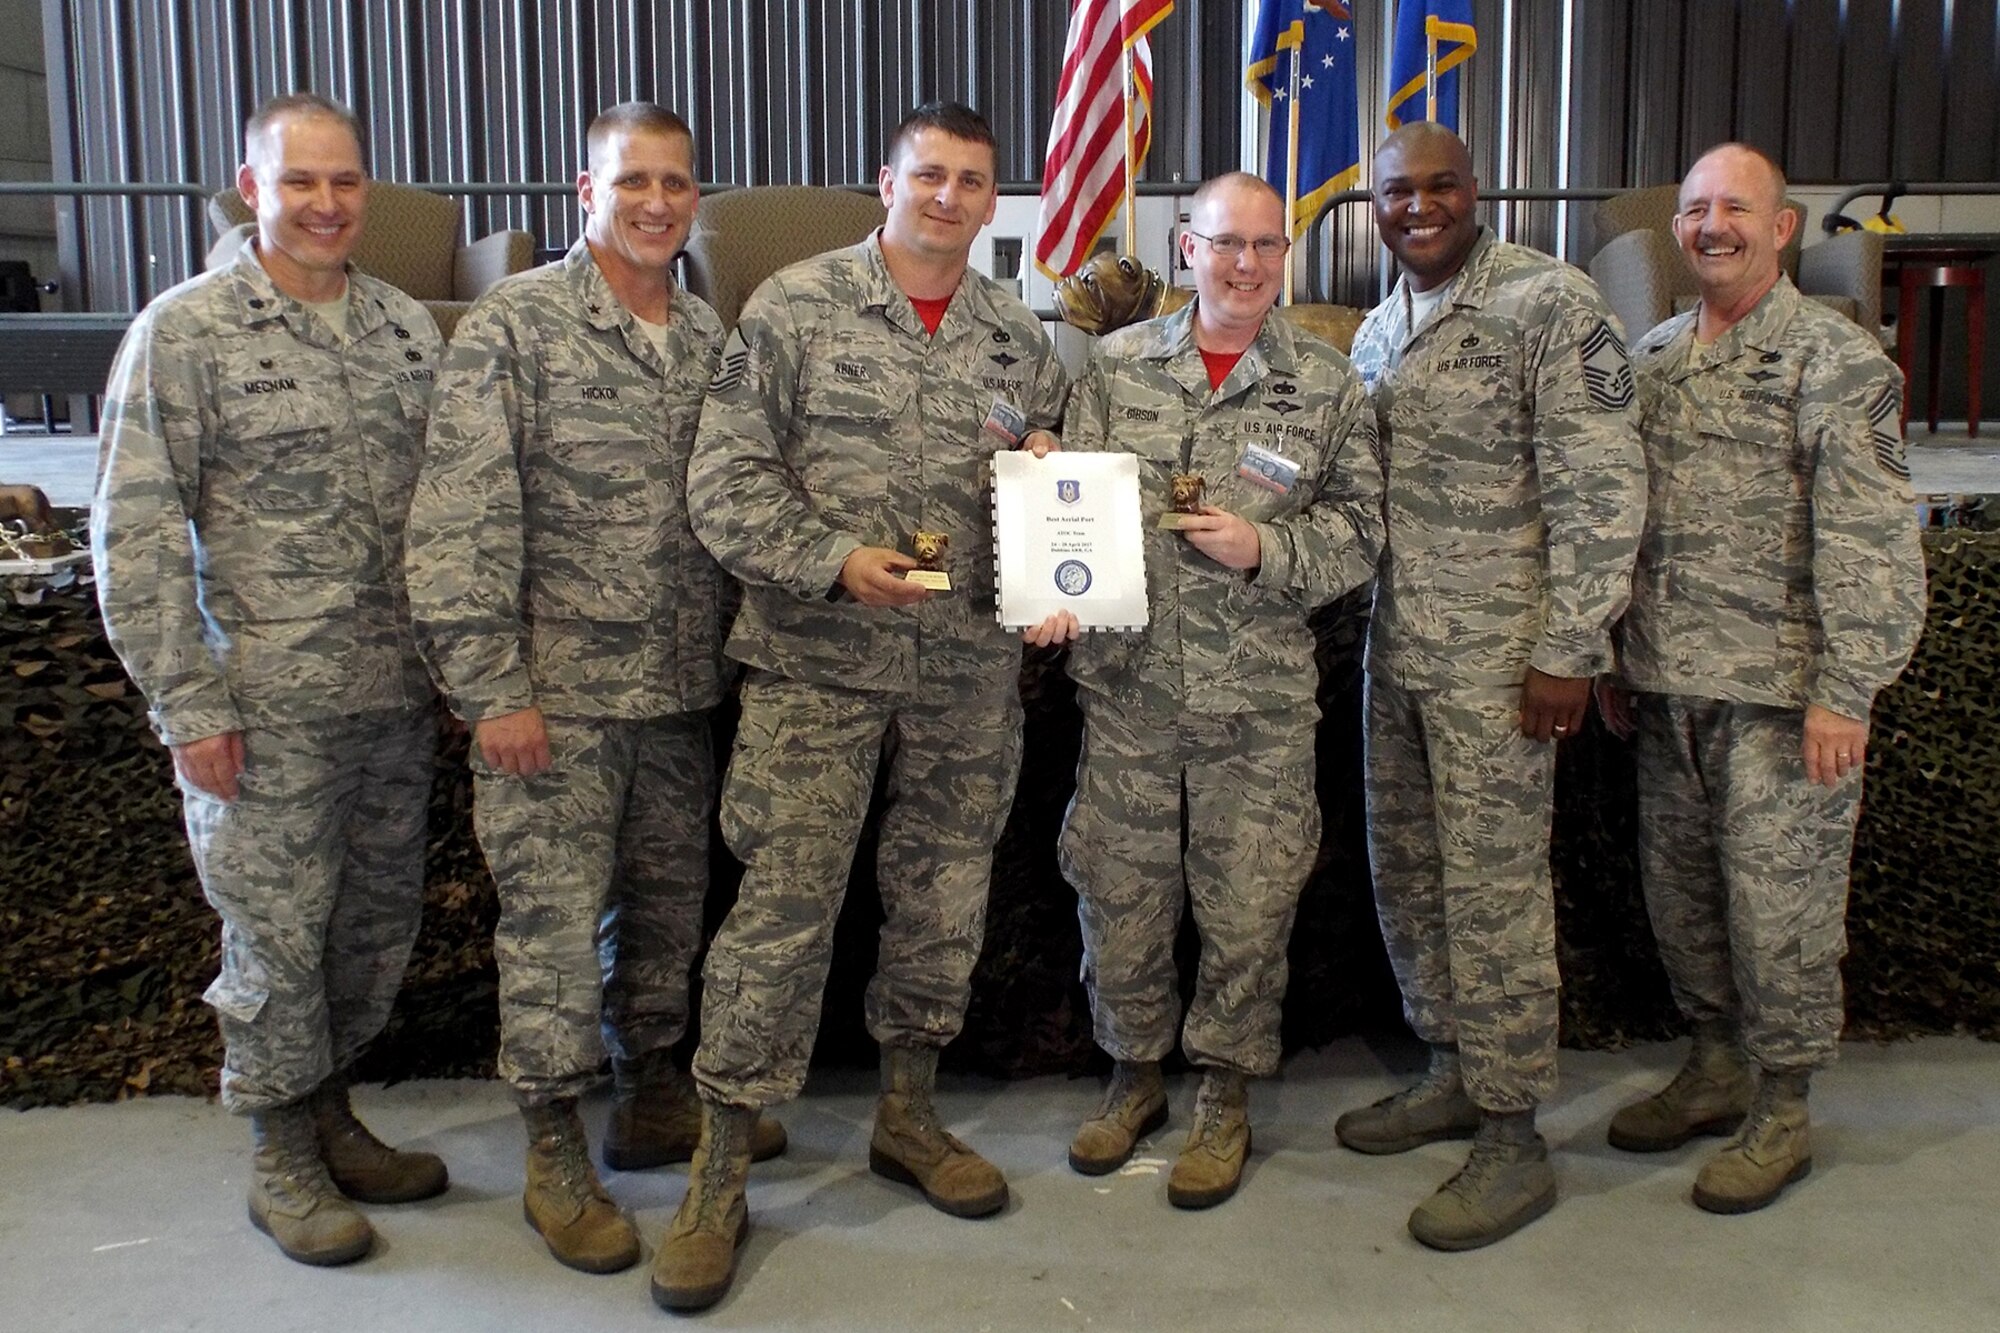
[1364,674,1560,1112]
[1058,688,1319,1077]
[183,708,436,1114]
[693,669,1024,1107]
[1635,694,1861,1072]
[476,711,714,1105]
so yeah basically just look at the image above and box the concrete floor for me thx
[3,1036,1997,1332]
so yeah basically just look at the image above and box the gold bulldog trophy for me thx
[905,528,953,592]
[1157,472,1206,530]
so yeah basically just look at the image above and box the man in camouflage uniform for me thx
[404,103,788,1275]
[1599,143,1926,1214]
[1056,173,1383,1208]
[652,102,1069,1313]
[1340,123,1645,1250]
[90,93,447,1267]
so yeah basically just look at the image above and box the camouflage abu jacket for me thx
[1063,300,1385,714]
[405,239,729,722]
[1618,275,1926,719]
[1349,227,1646,690]
[90,244,440,745]
[687,232,1069,695]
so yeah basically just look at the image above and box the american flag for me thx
[1033,0,1175,280]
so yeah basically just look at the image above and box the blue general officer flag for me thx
[1392,0,1488,130]
[1386,0,1478,130]
[1246,1,1361,238]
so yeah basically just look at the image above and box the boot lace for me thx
[1187,1077,1240,1148]
[687,1114,748,1231]
[1374,1058,1457,1113]
[266,1111,339,1203]
[1442,1132,1514,1202]
[1097,1065,1153,1119]
[1725,1078,1799,1152]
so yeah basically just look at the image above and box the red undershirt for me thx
[911,295,951,335]
[1199,346,1245,392]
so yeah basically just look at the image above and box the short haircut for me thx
[886,101,997,166]
[586,101,696,173]
[243,92,365,170]
[1682,142,1789,211]
[1190,171,1283,218]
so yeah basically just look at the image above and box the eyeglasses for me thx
[1189,230,1291,259]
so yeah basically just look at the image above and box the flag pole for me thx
[1122,43,1139,255]
[1282,40,1301,304]
[1425,17,1439,122]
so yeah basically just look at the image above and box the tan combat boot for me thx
[869,1044,1008,1217]
[602,1061,788,1171]
[521,1099,640,1273]
[247,1101,374,1266]
[1335,1043,1481,1155]
[1069,1060,1168,1175]
[1408,1109,1558,1251]
[1167,1069,1251,1209]
[310,1078,449,1203]
[1692,1070,1812,1214]
[1608,1022,1752,1152]
[650,1102,756,1313]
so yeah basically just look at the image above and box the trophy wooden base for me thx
[1157,512,1203,530]
[904,570,954,592]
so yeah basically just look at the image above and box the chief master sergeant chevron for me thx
[90,92,447,1268]
[1341,122,1646,1251]
[652,101,1070,1313]
[1597,143,1925,1216]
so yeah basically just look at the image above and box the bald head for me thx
[1680,143,1787,215]
[1377,122,1473,180]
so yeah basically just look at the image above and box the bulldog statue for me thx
[1053,253,1192,336]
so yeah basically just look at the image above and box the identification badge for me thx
[1237,442,1300,494]
[983,398,1028,446]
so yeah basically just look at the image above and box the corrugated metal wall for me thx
[41,0,2000,312]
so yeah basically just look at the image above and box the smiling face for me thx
[580,126,699,277]
[1181,175,1288,342]
[237,111,368,299]
[1672,145,1795,312]
[878,127,999,264]
[1371,127,1481,291]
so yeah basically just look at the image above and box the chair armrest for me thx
[205,223,253,271]
[454,230,535,300]
[1588,229,1685,345]
[1798,230,1884,336]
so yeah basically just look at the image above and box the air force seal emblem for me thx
[1056,479,1082,505]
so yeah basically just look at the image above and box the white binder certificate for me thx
[992,450,1148,631]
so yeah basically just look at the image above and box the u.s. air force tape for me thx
[1579,321,1635,411]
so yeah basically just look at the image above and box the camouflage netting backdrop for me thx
[4,525,1995,1108]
